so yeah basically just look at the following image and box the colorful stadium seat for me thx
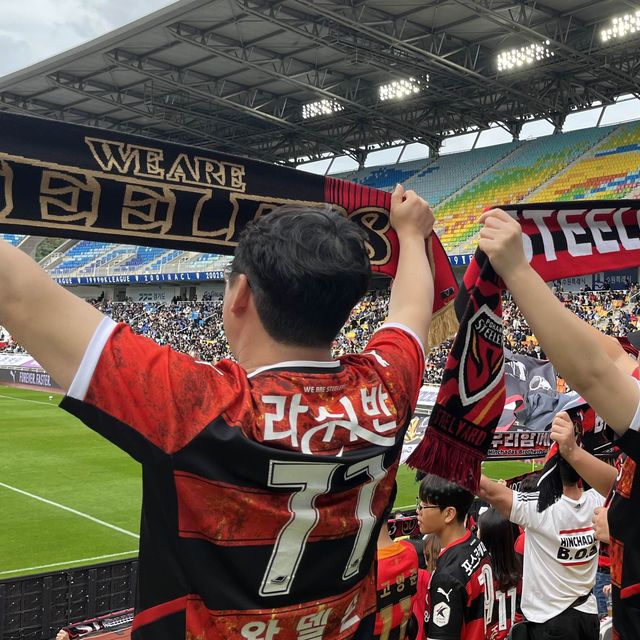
[435,126,616,254]
[531,121,640,203]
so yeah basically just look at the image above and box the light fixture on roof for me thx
[496,41,554,72]
[600,10,640,43]
[301,99,344,119]
[379,77,426,101]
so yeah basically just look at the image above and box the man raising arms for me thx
[0,185,434,640]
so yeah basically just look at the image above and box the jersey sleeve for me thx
[362,324,426,418]
[510,491,544,529]
[625,377,640,436]
[426,572,465,640]
[60,317,245,462]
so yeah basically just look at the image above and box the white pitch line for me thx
[0,481,140,539]
[0,392,57,406]
[0,550,138,577]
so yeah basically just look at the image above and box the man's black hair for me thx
[231,204,371,347]
[418,474,474,524]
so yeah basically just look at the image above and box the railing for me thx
[51,255,231,279]
[0,558,137,640]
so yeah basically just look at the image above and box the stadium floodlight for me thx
[301,99,344,119]
[600,10,640,43]
[496,41,554,72]
[379,77,425,101]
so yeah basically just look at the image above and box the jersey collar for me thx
[247,360,342,378]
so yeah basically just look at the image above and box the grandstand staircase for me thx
[38,239,79,270]
[16,235,45,259]
[161,251,201,271]
[525,124,622,201]
[140,249,181,272]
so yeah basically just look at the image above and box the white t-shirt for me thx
[510,488,605,623]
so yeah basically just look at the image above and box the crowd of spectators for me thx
[502,283,639,362]
[1,285,639,384]
[0,326,25,353]
[93,298,230,363]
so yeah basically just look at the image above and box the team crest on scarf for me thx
[459,304,504,406]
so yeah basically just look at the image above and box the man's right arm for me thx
[550,411,617,497]
[479,209,640,436]
[478,475,514,519]
[0,239,104,391]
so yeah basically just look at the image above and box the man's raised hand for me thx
[390,184,434,241]
[550,411,579,462]
[478,208,528,280]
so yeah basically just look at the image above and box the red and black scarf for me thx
[0,111,458,347]
[408,200,640,493]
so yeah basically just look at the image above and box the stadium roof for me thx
[1,0,639,165]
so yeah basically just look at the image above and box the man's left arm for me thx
[0,239,104,391]
[551,411,617,497]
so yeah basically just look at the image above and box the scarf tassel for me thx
[407,427,484,493]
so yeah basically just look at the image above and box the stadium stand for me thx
[49,242,131,275]
[338,143,519,203]
[3,288,637,386]
[343,158,431,190]
[531,120,640,202]
[48,244,229,277]
[335,122,640,257]
[0,234,25,247]
[108,246,170,272]
[404,141,519,207]
[432,126,616,254]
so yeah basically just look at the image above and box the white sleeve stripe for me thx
[375,322,426,359]
[67,317,117,401]
[629,379,640,432]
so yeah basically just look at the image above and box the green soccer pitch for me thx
[0,385,141,579]
[0,385,540,578]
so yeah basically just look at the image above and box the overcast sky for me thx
[0,0,176,78]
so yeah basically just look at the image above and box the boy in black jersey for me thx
[417,475,492,640]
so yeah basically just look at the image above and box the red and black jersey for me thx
[374,540,419,640]
[608,431,640,640]
[61,319,424,640]
[485,579,522,640]
[425,531,491,640]
[606,368,640,640]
